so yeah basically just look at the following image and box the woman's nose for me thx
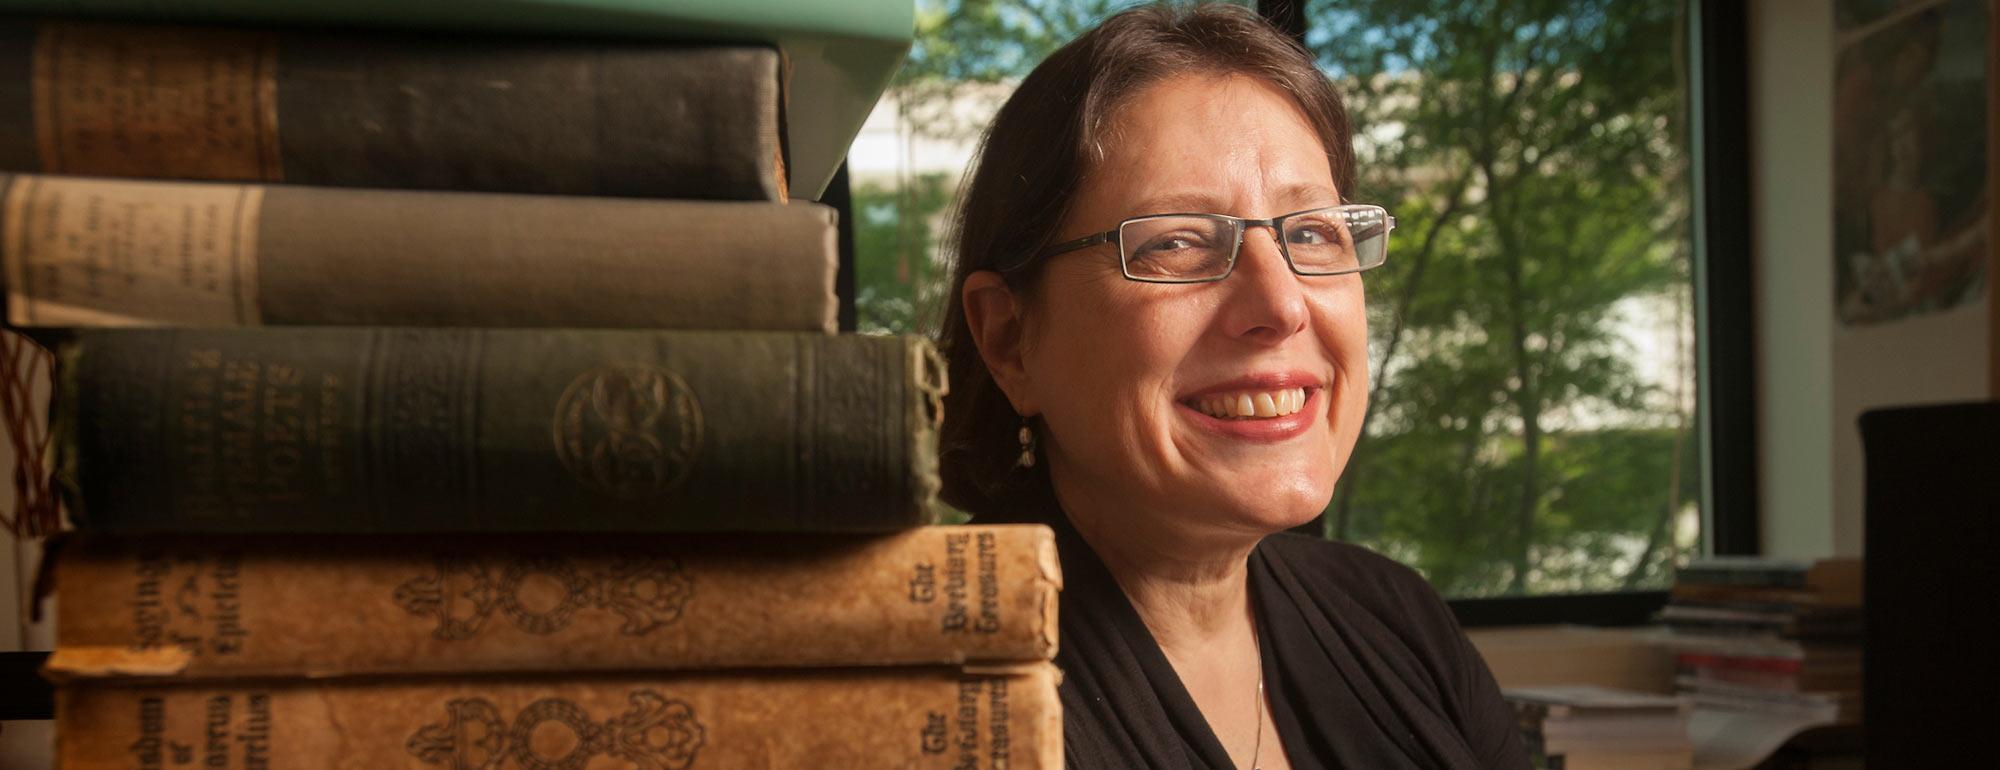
[1218,227,1309,345]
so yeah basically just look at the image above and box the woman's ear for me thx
[961,270,1039,416]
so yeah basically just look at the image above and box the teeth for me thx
[1191,387,1310,419]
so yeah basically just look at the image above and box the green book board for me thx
[0,0,913,199]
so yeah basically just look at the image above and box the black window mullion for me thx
[827,161,859,333]
[1690,0,1759,557]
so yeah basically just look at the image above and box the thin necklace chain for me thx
[1251,673,1265,770]
[1250,616,1266,770]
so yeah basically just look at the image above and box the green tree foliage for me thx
[1310,0,1699,595]
[856,173,957,333]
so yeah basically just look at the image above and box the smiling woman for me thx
[937,4,1531,769]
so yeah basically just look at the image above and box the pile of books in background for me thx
[1506,685,1693,770]
[1,6,1061,768]
[1657,557,1864,725]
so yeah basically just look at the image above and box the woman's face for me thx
[1016,72,1370,539]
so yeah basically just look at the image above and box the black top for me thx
[991,502,1531,769]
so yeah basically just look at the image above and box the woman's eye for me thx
[1140,234,1205,253]
[1288,225,1344,245]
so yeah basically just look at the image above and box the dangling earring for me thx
[1016,418,1037,469]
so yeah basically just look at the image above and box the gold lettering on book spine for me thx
[551,365,701,500]
[33,22,282,180]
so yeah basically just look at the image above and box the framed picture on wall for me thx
[1832,0,1990,327]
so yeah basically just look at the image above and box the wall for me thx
[1750,0,1840,558]
[1749,0,1992,559]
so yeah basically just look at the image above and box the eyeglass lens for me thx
[1118,207,1389,281]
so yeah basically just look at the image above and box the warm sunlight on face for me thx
[1019,72,1370,539]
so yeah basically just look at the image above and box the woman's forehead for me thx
[1124,183,1342,218]
[1086,73,1338,218]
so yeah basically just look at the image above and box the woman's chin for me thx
[1204,475,1333,534]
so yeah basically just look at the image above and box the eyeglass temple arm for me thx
[1001,229,1117,272]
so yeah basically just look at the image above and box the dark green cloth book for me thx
[48,329,943,532]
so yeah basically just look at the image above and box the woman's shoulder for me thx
[1256,534,1530,768]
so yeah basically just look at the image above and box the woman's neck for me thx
[1051,468,1263,653]
[1046,464,1289,770]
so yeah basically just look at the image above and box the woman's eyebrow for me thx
[1127,184,1343,218]
[1277,182,1342,208]
[1127,192,1226,216]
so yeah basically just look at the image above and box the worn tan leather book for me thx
[0,174,836,331]
[52,663,1062,770]
[50,526,1058,679]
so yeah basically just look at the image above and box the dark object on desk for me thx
[0,650,51,720]
[1861,401,2000,767]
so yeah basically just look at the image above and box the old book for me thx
[1673,557,1862,597]
[0,21,787,200]
[1507,686,1692,769]
[50,663,1062,770]
[49,329,943,532]
[0,174,837,331]
[52,526,1058,678]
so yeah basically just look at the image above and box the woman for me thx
[938,4,1530,769]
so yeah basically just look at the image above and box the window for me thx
[1302,0,1701,597]
[847,0,1731,609]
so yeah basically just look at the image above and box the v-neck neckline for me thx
[1052,515,1294,770]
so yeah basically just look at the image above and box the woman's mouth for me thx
[1188,387,1312,419]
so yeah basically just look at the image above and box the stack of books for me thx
[3,8,1063,768]
[1657,557,1864,724]
[1505,685,1693,770]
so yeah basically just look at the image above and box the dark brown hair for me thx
[935,2,1356,516]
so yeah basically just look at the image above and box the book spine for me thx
[52,526,1059,677]
[0,174,837,331]
[54,664,1062,770]
[1675,564,1809,589]
[54,329,945,532]
[0,20,786,200]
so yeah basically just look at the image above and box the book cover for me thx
[49,329,944,532]
[0,21,787,200]
[52,526,1058,678]
[52,663,1063,770]
[0,0,917,197]
[0,174,838,331]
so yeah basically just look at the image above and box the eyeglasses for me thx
[1011,204,1395,283]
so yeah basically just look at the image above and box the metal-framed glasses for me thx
[1021,204,1395,283]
